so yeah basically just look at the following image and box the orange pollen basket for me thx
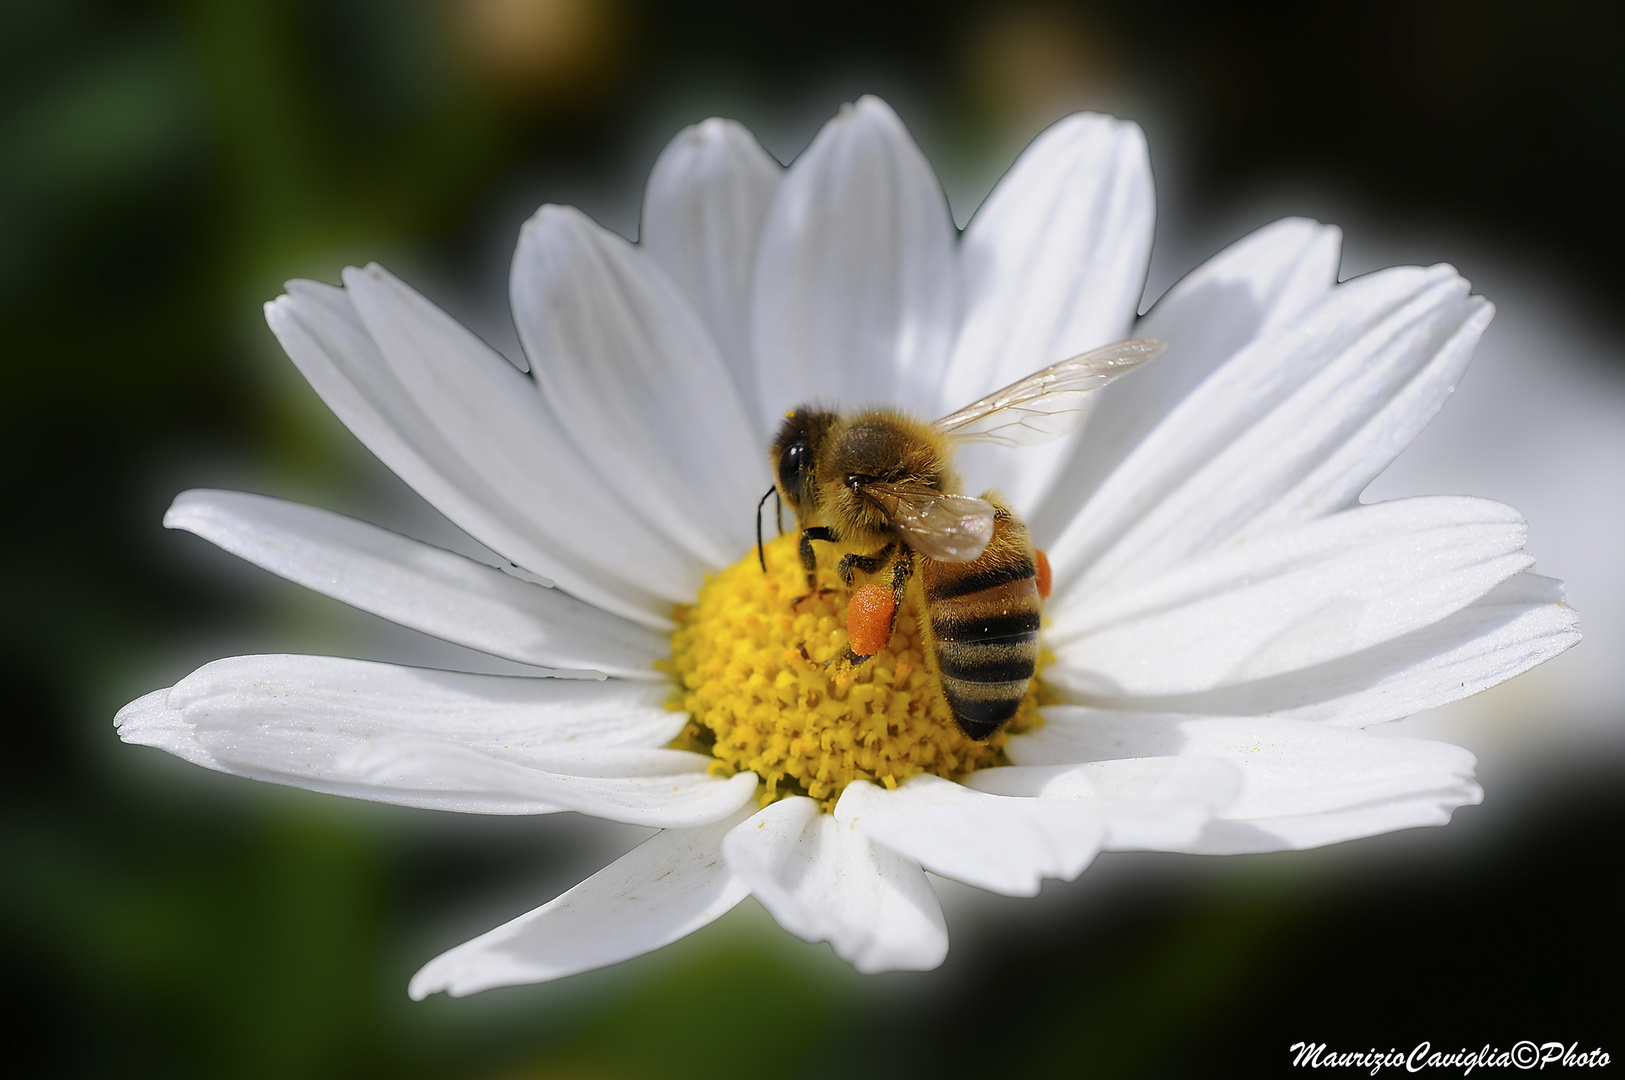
[846,583,897,657]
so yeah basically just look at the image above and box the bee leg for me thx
[792,527,839,609]
[827,553,911,671]
[887,549,913,609]
[824,591,892,670]
[835,542,895,588]
[822,544,897,669]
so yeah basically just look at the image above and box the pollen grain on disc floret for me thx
[663,532,1044,810]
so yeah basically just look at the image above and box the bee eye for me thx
[777,439,808,502]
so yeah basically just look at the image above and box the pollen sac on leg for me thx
[847,583,896,657]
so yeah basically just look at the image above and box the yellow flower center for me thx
[663,532,1045,810]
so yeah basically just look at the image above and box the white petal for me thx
[1046,496,1533,696]
[1105,573,1580,727]
[1193,785,1482,854]
[948,114,1154,401]
[342,262,717,596]
[266,272,696,628]
[1007,711,1481,851]
[511,205,766,566]
[1050,264,1489,598]
[165,490,666,679]
[1030,217,1342,543]
[1240,300,1494,541]
[722,796,947,973]
[946,113,1154,511]
[641,117,782,423]
[751,97,956,425]
[963,756,1241,851]
[114,654,759,824]
[336,737,758,827]
[409,805,755,997]
[833,775,1105,896]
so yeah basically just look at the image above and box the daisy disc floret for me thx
[667,532,1042,809]
[115,97,1579,991]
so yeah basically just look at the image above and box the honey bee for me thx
[765,339,1165,739]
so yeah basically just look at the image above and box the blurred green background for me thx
[3,1,1622,1077]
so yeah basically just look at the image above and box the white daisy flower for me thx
[115,97,1579,993]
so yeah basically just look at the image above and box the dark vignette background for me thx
[2,1,1620,1077]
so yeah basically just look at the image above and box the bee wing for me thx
[862,481,996,563]
[933,338,1166,447]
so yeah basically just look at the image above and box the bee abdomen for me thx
[926,571,1042,741]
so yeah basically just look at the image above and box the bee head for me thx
[770,408,835,513]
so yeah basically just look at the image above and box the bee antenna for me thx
[774,490,783,536]
[756,486,777,572]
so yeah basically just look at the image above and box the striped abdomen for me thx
[920,510,1041,740]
